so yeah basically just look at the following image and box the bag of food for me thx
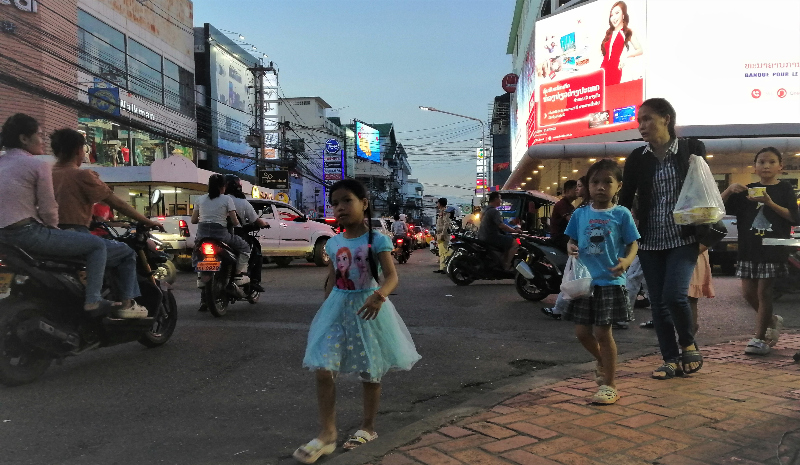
[560,256,593,300]
[673,155,725,225]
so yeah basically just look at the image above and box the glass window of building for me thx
[128,39,163,103]
[164,59,195,118]
[77,10,126,87]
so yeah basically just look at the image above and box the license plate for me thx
[0,273,13,295]
[196,261,221,272]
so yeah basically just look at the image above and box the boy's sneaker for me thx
[744,338,770,355]
[541,307,561,320]
[233,274,250,285]
[765,315,783,347]
[115,303,149,319]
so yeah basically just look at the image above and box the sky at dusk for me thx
[191,0,517,204]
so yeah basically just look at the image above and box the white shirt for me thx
[231,197,258,225]
[197,194,235,227]
[392,220,408,235]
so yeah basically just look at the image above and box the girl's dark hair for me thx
[754,146,782,163]
[640,98,677,139]
[207,174,225,199]
[50,128,85,163]
[600,2,633,56]
[329,179,380,284]
[1,113,39,150]
[586,159,623,204]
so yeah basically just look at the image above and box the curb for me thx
[325,331,761,465]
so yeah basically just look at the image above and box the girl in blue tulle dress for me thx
[293,179,421,464]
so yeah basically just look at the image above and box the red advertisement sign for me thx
[538,70,604,126]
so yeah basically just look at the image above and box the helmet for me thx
[224,174,244,198]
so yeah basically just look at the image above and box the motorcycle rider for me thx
[50,128,162,319]
[391,213,411,257]
[0,114,114,313]
[192,174,251,285]
[550,180,578,252]
[478,191,521,271]
[225,174,268,292]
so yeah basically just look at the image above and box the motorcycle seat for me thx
[0,242,86,268]
[459,235,504,251]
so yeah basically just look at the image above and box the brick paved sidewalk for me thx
[375,334,800,465]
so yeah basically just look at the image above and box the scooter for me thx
[514,236,569,301]
[392,235,412,264]
[445,232,524,286]
[194,223,266,317]
[0,222,178,386]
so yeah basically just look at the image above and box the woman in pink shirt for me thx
[0,114,115,313]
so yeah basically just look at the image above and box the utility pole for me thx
[247,60,277,185]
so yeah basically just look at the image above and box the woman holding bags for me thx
[619,98,705,380]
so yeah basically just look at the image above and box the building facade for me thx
[505,0,800,195]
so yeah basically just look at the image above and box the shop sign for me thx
[0,0,38,13]
[260,170,289,189]
[88,87,120,116]
[119,99,156,122]
[276,192,289,203]
[325,139,340,154]
[323,149,344,181]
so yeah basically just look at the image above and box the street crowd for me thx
[1,96,798,464]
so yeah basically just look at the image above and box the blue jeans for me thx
[67,227,140,302]
[0,222,107,305]
[638,243,699,363]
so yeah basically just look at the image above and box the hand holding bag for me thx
[673,154,725,225]
[560,256,593,300]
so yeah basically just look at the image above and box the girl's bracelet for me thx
[373,290,387,302]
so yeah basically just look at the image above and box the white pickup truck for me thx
[154,200,336,269]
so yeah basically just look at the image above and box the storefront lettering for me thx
[0,0,38,13]
[119,99,156,122]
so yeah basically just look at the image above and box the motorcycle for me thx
[0,222,178,386]
[193,224,264,317]
[513,236,569,301]
[445,232,523,285]
[392,234,412,264]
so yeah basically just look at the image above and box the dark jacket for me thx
[618,138,706,235]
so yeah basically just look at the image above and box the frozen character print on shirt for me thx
[352,244,371,290]
[587,223,608,254]
[751,205,773,236]
[335,247,356,290]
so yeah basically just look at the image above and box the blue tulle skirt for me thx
[302,288,421,382]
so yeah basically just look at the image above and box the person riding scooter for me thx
[478,191,521,271]
[50,128,163,319]
[392,213,411,249]
[225,174,268,292]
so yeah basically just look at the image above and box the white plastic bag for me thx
[560,256,593,300]
[673,155,725,225]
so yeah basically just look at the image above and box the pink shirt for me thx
[0,148,59,228]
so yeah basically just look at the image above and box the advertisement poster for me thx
[262,71,280,160]
[323,150,344,181]
[646,0,800,127]
[355,122,381,162]
[529,0,646,146]
[210,42,257,176]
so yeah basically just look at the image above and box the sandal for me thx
[681,346,704,375]
[293,439,336,464]
[343,429,378,450]
[765,315,783,347]
[591,385,620,405]
[652,362,682,380]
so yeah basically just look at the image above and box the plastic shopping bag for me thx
[673,155,725,225]
[560,256,593,300]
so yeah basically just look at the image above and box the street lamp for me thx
[419,106,488,199]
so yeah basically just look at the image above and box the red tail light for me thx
[179,219,188,228]
[201,243,216,256]
[397,239,403,244]
[158,216,166,221]
[516,238,522,245]
[451,235,455,240]
[179,219,190,237]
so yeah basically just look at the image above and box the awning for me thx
[504,137,800,190]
